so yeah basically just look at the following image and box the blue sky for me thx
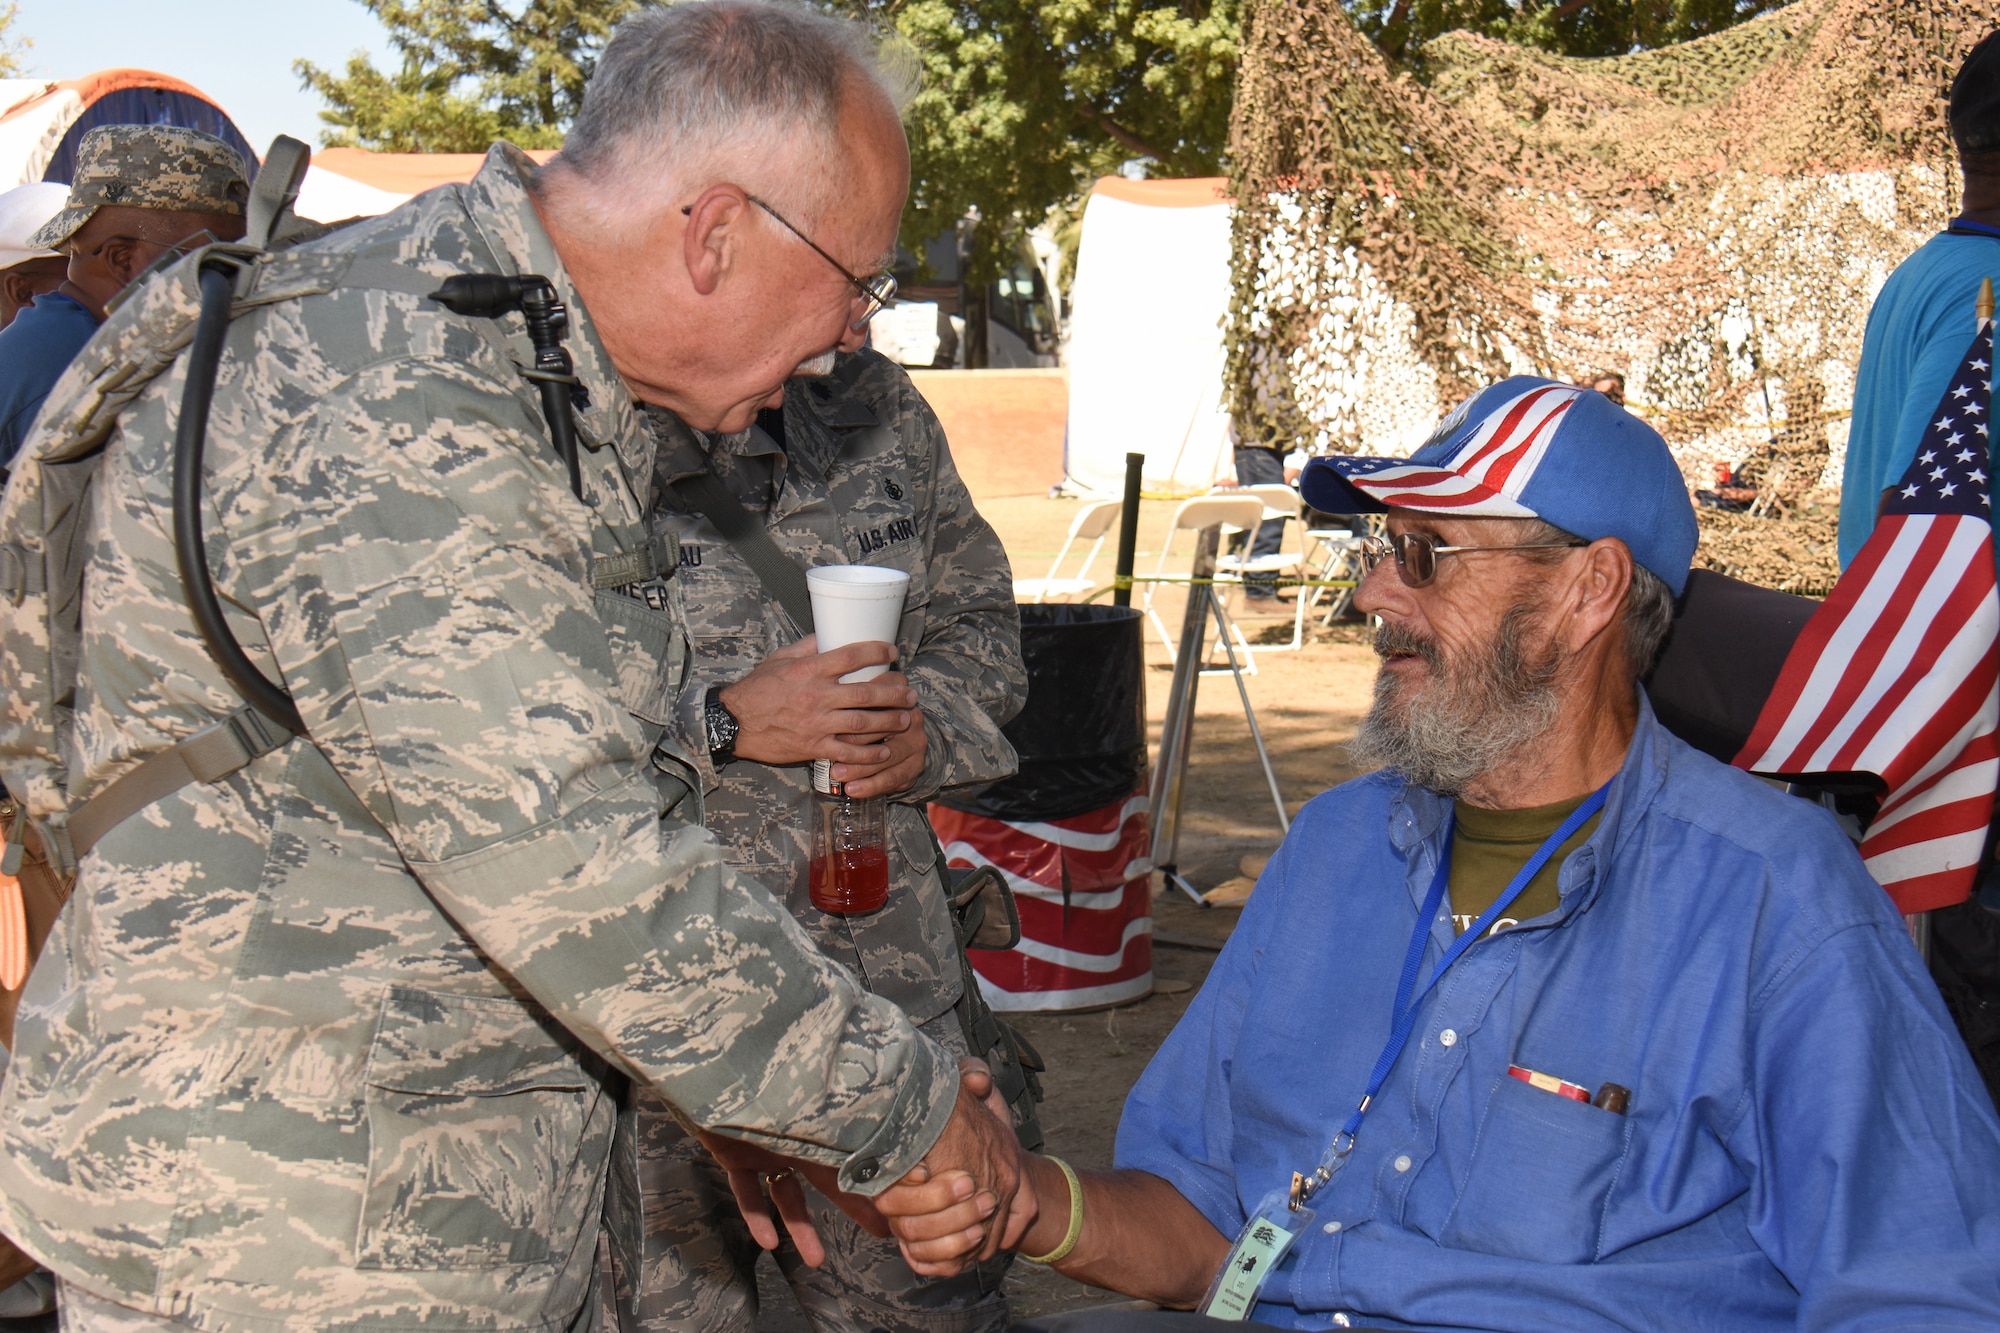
[11,0,397,151]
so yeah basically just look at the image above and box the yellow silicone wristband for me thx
[1021,1155,1084,1265]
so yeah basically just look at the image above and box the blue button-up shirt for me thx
[1117,698,2000,1331]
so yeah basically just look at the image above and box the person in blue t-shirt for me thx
[1841,28,2000,1112]
[874,381,2000,1333]
[0,124,249,473]
[1841,30,2000,566]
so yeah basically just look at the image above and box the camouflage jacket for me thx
[0,146,956,1331]
[649,357,1025,1024]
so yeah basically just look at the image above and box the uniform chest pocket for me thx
[1438,1073,1631,1265]
[593,586,686,727]
[356,987,611,1272]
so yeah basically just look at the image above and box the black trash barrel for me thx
[941,604,1147,822]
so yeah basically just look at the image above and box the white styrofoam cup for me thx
[807,565,911,683]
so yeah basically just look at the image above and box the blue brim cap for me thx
[1295,378,1698,595]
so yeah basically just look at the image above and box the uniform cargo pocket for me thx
[1437,1072,1629,1264]
[357,987,604,1271]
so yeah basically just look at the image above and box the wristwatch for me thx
[704,686,741,764]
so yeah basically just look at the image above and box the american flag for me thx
[1733,318,1999,914]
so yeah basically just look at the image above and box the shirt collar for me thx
[458,145,640,477]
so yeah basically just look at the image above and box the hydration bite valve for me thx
[429,274,584,499]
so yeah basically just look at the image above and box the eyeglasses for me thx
[1359,531,1587,588]
[680,195,897,330]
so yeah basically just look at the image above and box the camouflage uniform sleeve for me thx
[248,362,956,1192]
[898,386,1027,806]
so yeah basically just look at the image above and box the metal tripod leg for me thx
[1150,527,1216,902]
[1205,586,1289,834]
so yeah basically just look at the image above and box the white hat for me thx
[0,182,71,270]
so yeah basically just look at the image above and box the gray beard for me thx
[1349,603,1566,799]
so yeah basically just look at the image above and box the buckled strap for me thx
[66,706,294,859]
[591,532,680,590]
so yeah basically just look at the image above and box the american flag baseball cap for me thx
[1299,376,1699,594]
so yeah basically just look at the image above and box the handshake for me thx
[699,1057,1058,1275]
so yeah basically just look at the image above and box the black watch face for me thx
[707,697,738,754]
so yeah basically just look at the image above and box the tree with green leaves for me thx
[295,0,637,151]
[838,1,1240,289]
[0,5,30,79]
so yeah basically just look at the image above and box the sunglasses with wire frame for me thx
[1359,530,1589,588]
[680,195,897,330]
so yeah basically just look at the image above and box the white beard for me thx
[1349,603,1567,798]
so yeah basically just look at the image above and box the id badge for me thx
[1200,1189,1307,1321]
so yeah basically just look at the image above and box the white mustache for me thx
[793,349,838,377]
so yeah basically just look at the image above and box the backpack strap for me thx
[667,470,816,633]
[63,705,293,863]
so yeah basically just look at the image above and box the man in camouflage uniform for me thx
[0,5,1024,1329]
[0,126,249,469]
[618,347,1025,1330]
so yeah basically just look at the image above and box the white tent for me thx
[292,147,561,223]
[0,71,257,187]
[1063,176,1235,497]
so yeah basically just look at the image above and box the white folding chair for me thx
[1143,494,1269,672]
[1301,512,1380,627]
[1215,483,1310,650]
[1012,498,1123,603]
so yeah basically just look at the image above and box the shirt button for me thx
[1322,1220,1342,1234]
[1333,1314,1352,1328]
[852,1157,880,1183]
[1439,1028,1458,1047]
[1393,1154,1413,1173]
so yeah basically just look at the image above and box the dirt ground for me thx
[754,490,1382,1327]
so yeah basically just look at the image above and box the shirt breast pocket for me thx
[593,586,686,727]
[1438,1073,1631,1265]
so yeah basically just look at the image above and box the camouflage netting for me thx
[1227,0,2000,593]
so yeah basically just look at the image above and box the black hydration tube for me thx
[173,265,583,736]
[174,261,306,734]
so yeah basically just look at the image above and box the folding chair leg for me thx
[1206,589,1289,833]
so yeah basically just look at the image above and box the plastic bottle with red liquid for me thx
[809,760,889,915]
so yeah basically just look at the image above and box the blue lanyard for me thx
[1289,780,1612,1210]
[1948,218,2000,240]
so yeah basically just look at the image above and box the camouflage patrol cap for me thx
[29,125,249,251]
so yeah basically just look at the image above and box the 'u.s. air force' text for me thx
[857,518,917,555]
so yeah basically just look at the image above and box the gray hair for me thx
[1517,519,1678,678]
[543,1,917,230]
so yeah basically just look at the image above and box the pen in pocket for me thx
[1507,1064,1590,1103]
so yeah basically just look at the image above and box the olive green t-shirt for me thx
[1447,794,1602,937]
